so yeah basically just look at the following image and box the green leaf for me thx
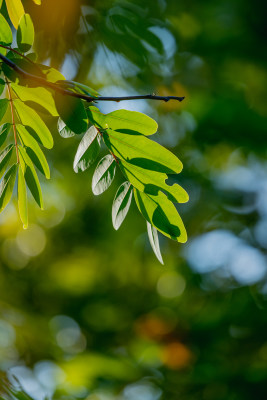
[105,110,158,136]
[0,14,13,45]
[54,92,88,134]
[0,123,11,148]
[119,160,189,203]
[13,100,53,149]
[112,181,133,230]
[58,118,75,138]
[57,80,99,98]
[147,222,163,264]
[0,78,5,95]
[0,144,14,180]
[88,107,158,136]
[26,52,37,62]
[0,46,7,56]
[134,188,187,242]
[19,146,44,209]
[11,83,58,116]
[17,124,50,179]
[3,54,45,84]
[5,0,25,29]
[18,164,28,229]
[0,164,17,213]
[92,154,116,195]
[17,13,34,53]
[103,128,183,174]
[87,106,106,128]
[39,65,65,83]
[0,99,9,121]
[73,126,101,173]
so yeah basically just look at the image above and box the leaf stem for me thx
[0,53,185,103]
[0,44,35,64]
[5,78,20,164]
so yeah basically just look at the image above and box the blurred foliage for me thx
[1,0,267,399]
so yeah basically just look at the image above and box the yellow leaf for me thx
[32,0,41,4]
[5,0,25,29]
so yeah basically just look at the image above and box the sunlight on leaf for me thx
[92,154,116,195]
[112,181,133,230]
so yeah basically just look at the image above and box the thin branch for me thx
[0,44,35,64]
[0,53,185,103]
[5,77,20,164]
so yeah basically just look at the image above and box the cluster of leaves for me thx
[0,2,188,262]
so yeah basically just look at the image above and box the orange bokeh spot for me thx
[135,315,174,340]
[161,342,192,369]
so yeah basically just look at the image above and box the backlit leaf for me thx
[92,154,116,195]
[0,14,12,45]
[103,128,183,174]
[134,188,187,242]
[112,181,133,230]
[17,124,50,179]
[0,78,5,95]
[0,123,11,148]
[0,144,14,180]
[55,92,88,134]
[0,163,17,212]
[17,13,34,53]
[73,126,101,173]
[19,146,44,209]
[18,164,28,229]
[57,80,99,98]
[39,65,65,83]
[119,160,189,203]
[147,222,163,264]
[88,107,158,136]
[13,100,53,149]
[5,0,25,29]
[58,118,75,139]
[11,83,58,116]
[0,99,9,121]
[105,109,158,136]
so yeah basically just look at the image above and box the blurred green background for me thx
[1,0,267,399]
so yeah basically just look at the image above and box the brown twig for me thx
[0,53,185,103]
